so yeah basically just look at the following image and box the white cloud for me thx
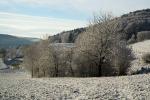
[1,0,150,16]
[0,0,101,14]
[0,12,86,38]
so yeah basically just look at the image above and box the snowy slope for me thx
[129,40,150,73]
[0,58,8,70]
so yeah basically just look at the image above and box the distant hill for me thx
[117,9,150,40]
[49,28,86,43]
[49,9,150,43]
[0,34,40,48]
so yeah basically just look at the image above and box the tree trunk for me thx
[43,69,45,77]
[37,67,40,78]
[69,61,74,76]
[31,66,34,78]
[55,63,59,77]
[98,64,102,76]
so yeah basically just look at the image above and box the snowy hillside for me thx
[0,58,8,70]
[129,40,150,73]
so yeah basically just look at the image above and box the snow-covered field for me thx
[0,40,150,100]
[0,68,150,99]
[0,72,150,100]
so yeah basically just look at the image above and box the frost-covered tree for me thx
[75,13,133,76]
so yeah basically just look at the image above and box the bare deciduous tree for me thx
[65,48,74,76]
[24,43,39,77]
[24,40,55,77]
[75,13,133,76]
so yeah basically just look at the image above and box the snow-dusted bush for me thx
[142,53,150,63]
[127,34,136,44]
[137,31,150,42]
[24,40,55,77]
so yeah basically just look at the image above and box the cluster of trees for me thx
[24,13,134,77]
[24,41,75,77]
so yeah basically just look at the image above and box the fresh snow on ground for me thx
[0,72,150,100]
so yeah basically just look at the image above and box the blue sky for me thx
[0,0,150,38]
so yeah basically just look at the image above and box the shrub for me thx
[127,34,136,44]
[142,53,150,63]
[137,31,150,42]
[133,67,150,75]
[12,63,20,69]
